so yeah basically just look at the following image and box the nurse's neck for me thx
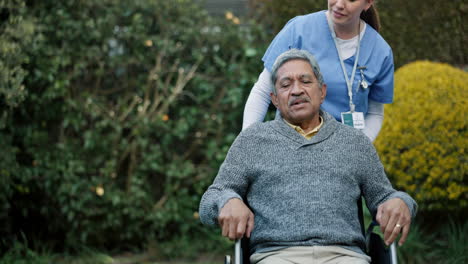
[326,11,362,40]
[334,23,361,40]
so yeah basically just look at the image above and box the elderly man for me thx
[199,49,417,264]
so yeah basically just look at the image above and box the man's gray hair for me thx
[270,49,324,94]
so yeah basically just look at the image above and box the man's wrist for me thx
[218,191,242,212]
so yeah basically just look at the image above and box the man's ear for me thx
[270,92,279,108]
[320,84,327,103]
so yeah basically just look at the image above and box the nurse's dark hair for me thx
[361,5,380,32]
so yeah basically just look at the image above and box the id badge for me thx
[341,112,365,129]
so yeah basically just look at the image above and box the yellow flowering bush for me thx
[375,61,467,211]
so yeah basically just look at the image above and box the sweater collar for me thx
[271,109,338,147]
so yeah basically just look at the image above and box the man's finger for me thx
[246,213,255,238]
[377,206,390,233]
[219,216,224,234]
[236,217,247,239]
[376,206,383,224]
[383,210,402,243]
[228,217,237,240]
[398,224,410,246]
[385,221,402,245]
[223,225,229,238]
[219,213,227,237]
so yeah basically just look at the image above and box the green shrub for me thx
[1,0,267,253]
[248,0,324,33]
[394,217,468,264]
[0,0,34,113]
[432,218,468,264]
[378,0,466,68]
[375,61,467,211]
[0,241,52,264]
[397,224,435,263]
[248,0,466,68]
[0,0,34,252]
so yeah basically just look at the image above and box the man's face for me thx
[271,59,326,125]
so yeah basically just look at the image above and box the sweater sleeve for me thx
[242,68,273,130]
[199,133,253,226]
[358,140,418,219]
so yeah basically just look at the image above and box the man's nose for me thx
[291,81,304,95]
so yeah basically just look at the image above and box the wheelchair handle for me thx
[390,242,398,264]
[235,239,242,264]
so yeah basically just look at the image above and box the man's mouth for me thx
[289,98,310,107]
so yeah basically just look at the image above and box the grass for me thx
[432,218,468,264]
[1,217,466,264]
[0,241,52,264]
[0,240,225,264]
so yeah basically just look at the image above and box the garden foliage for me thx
[1,0,266,254]
[0,0,35,248]
[0,0,33,113]
[248,0,466,68]
[375,61,467,211]
[1,0,467,258]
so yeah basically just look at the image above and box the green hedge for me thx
[0,0,33,119]
[1,0,267,254]
[0,0,35,249]
[248,0,466,68]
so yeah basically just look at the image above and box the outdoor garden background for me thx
[0,0,466,263]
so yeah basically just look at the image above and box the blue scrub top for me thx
[263,11,394,121]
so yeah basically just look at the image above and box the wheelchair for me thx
[224,200,398,264]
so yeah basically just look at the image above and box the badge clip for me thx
[358,66,368,89]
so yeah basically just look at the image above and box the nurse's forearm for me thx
[242,68,273,130]
[363,100,384,142]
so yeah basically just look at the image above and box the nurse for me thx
[243,0,393,142]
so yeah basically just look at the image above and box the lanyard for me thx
[326,13,361,113]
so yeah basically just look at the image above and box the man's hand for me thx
[218,198,254,240]
[376,198,411,246]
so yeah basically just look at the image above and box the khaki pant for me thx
[250,246,371,264]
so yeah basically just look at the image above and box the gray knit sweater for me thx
[199,110,417,255]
